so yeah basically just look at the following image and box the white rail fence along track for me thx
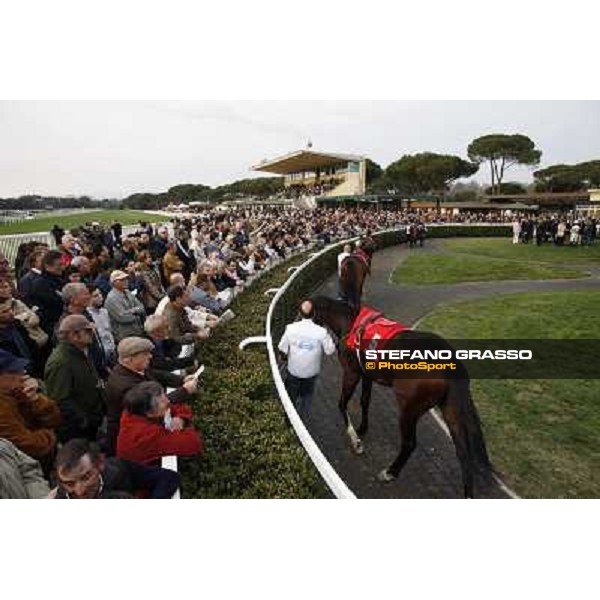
[240,224,512,499]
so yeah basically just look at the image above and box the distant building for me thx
[252,148,367,207]
[578,188,600,217]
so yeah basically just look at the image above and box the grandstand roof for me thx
[252,149,364,175]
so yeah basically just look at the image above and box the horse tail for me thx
[444,377,493,490]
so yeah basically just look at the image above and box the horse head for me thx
[311,295,357,340]
[360,236,377,258]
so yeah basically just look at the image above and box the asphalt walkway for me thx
[303,240,600,498]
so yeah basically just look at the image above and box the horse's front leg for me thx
[356,376,372,437]
[338,363,363,455]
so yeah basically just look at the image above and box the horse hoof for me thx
[353,440,364,455]
[377,469,394,483]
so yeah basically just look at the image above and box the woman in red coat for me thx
[116,381,203,465]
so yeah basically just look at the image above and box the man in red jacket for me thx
[116,381,203,465]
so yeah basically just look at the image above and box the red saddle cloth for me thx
[345,306,410,351]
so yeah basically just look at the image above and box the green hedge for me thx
[182,225,513,498]
[427,225,511,238]
[181,254,331,498]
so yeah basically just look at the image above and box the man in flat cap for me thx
[104,336,198,455]
[44,315,105,444]
[104,269,146,342]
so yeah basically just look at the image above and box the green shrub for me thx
[427,225,511,238]
[181,254,331,498]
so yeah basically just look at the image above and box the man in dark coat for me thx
[28,249,65,339]
[110,221,123,246]
[149,227,170,262]
[44,315,105,444]
[175,236,196,282]
[50,225,65,246]
[17,247,46,306]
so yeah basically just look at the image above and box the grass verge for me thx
[0,209,167,235]
[390,252,586,285]
[441,237,600,264]
[418,290,600,498]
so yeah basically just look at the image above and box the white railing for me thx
[242,236,362,499]
[251,224,512,499]
[163,343,195,500]
[259,230,412,498]
[0,232,56,265]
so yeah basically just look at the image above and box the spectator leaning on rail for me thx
[51,438,180,499]
[104,269,146,342]
[0,437,51,499]
[104,336,197,456]
[44,315,105,444]
[117,380,203,466]
[144,314,196,378]
[278,299,336,419]
[163,285,211,345]
[166,273,223,330]
[0,349,61,473]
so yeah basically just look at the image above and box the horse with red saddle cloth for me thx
[311,246,494,496]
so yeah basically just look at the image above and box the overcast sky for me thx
[1,100,598,199]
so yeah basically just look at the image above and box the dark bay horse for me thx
[311,296,492,498]
[339,237,377,309]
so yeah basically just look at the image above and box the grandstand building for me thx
[252,148,367,208]
[578,188,600,217]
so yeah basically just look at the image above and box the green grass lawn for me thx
[442,237,600,264]
[419,290,600,498]
[390,252,587,285]
[0,209,167,235]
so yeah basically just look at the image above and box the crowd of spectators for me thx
[279,181,339,199]
[3,205,400,498]
[512,216,599,245]
[1,204,597,498]
[0,210,298,498]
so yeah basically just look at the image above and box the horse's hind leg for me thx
[378,410,418,483]
[440,402,474,499]
[339,369,363,455]
[356,377,372,437]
